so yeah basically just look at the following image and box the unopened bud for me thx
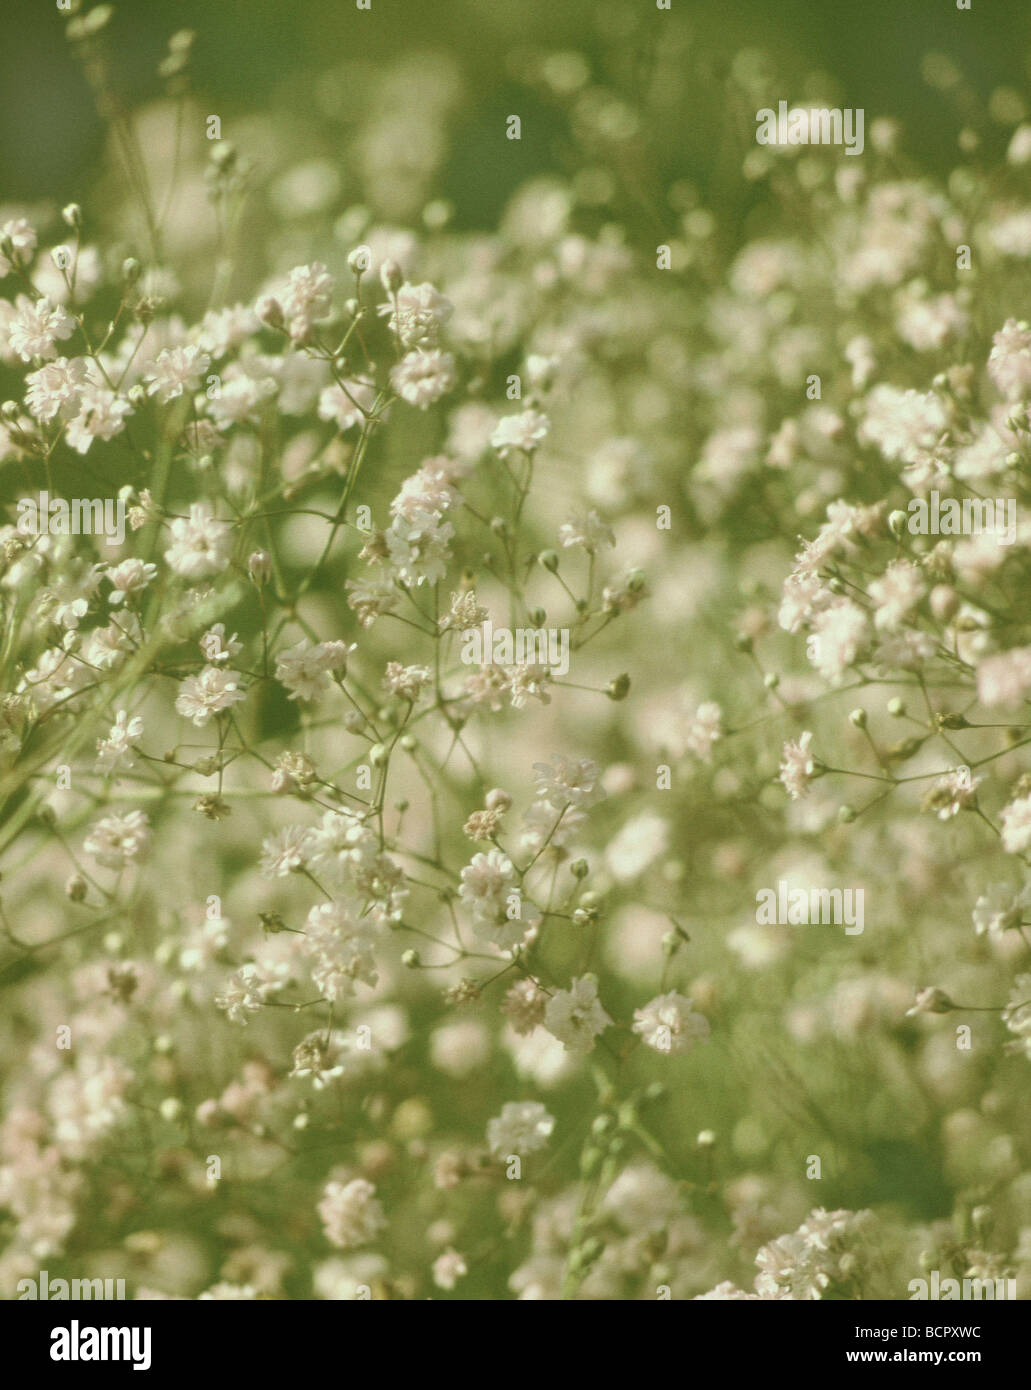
[248,550,273,586]
[379,258,403,294]
[65,873,88,902]
[606,673,631,701]
[255,295,284,331]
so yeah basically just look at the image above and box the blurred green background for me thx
[3,0,1031,228]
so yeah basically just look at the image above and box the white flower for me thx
[923,767,981,820]
[318,1178,386,1249]
[377,281,453,348]
[83,809,151,869]
[206,370,276,428]
[65,382,133,453]
[175,665,247,727]
[303,901,379,1001]
[95,710,144,773]
[501,978,549,1035]
[518,799,585,855]
[259,825,310,878]
[432,1249,468,1291]
[605,812,669,882]
[632,992,710,1055]
[164,503,232,579]
[1001,795,1031,855]
[491,408,550,456]
[988,319,1031,400]
[779,731,816,800]
[977,647,1031,708]
[290,1030,349,1088]
[972,883,1031,937]
[505,663,552,709]
[683,701,723,760]
[991,210,1031,259]
[868,560,925,632]
[543,975,612,1054]
[858,384,947,463]
[214,963,270,1025]
[280,261,335,342]
[1007,125,1031,166]
[603,1163,679,1231]
[24,356,87,422]
[346,575,398,628]
[106,558,157,604]
[486,1101,555,1157]
[558,510,615,551]
[532,754,604,809]
[7,296,75,362]
[459,849,537,948]
[0,217,37,276]
[385,508,454,586]
[317,379,376,431]
[275,638,351,701]
[809,599,869,682]
[383,661,432,701]
[143,344,211,403]
[390,458,460,521]
[200,623,243,664]
[390,349,456,408]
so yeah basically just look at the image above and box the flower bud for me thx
[888,509,908,538]
[606,673,631,701]
[538,549,559,572]
[570,858,589,879]
[254,295,284,331]
[62,203,82,229]
[65,873,88,902]
[849,708,867,729]
[401,949,421,968]
[379,258,403,293]
[348,245,372,275]
[929,584,959,622]
[122,256,142,284]
[248,550,272,586]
